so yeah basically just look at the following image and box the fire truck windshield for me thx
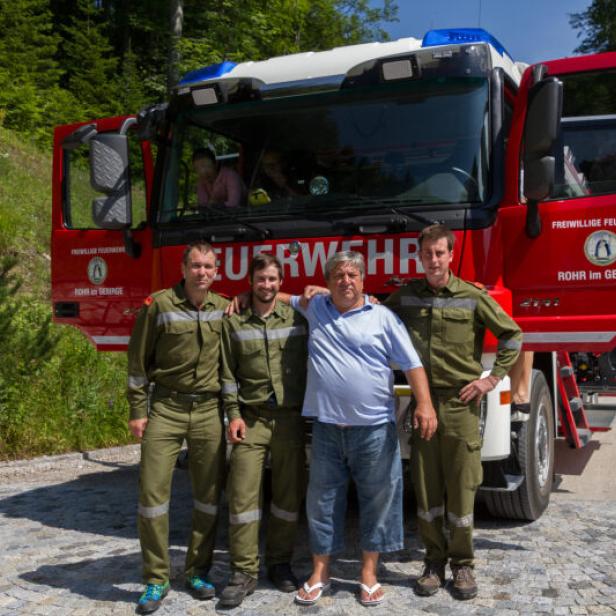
[158,76,490,232]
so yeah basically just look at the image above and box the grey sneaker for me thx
[414,563,445,596]
[451,565,478,600]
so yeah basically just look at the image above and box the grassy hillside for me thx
[0,127,133,460]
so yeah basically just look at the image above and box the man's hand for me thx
[227,418,247,444]
[413,401,438,440]
[225,291,251,316]
[459,375,500,403]
[128,418,148,439]
[303,285,329,299]
[298,285,329,309]
[404,366,437,440]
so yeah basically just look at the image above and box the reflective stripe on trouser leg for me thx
[227,412,272,576]
[411,428,448,565]
[265,411,306,566]
[138,399,189,584]
[441,431,482,567]
[434,392,483,567]
[184,398,225,578]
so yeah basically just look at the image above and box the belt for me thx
[154,384,219,403]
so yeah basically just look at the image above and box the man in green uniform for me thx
[127,241,228,614]
[386,224,522,600]
[219,253,308,608]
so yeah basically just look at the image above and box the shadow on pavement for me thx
[0,466,196,541]
[20,551,147,603]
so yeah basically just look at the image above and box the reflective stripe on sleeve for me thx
[266,325,307,341]
[229,509,261,525]
[498,338,522,350]
[270,503,299,522]
[447,511,473,527]
[194,499,218,515]
[417,505,445,522]
[128,375,149,389]
[138,502,169,519]
[222,382,238,394]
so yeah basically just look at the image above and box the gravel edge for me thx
[0,444,141,480]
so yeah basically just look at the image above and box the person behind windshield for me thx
[192,147,247,208]
[257,150,303,200]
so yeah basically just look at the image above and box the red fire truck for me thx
[51,28,616,520]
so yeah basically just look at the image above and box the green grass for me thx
[0,126,135,460]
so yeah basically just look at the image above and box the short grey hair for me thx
[324,251,365,280]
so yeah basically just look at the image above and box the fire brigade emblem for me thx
[87,256,108,285]
[584,230,616,266]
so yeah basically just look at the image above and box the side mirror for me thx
[90,133,132,229]
[523,76,563,201]
[136,103,168,141]
[522,76,563,237]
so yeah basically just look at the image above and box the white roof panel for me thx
[215,38,423,85]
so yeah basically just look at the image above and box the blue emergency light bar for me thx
[178,60,237,87]
[422,28,510,60]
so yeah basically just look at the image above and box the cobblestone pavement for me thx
[0,444,615,616]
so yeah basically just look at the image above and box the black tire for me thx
[484,370,555,521]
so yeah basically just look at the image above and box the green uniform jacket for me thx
[386,273,522,389]
[127,283,229,420]
[221,301,308,420]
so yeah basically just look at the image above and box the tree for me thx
[570,0,616,53]
[177,0,398,77]
[167,0,184,93]
[0,0,65,140]
[60,0,120,117]
[1,0,399,140]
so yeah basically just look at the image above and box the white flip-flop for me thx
[359,582,384,606]
[294,580,332,605]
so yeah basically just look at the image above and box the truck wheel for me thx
[484,370,554,521]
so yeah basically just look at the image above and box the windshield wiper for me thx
[388,207,438,227]
[191,205,272,241]
[330,211,438,235]
[304,195,439,227]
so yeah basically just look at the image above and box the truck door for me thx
[51,116,154,350]
[501,53,616,352]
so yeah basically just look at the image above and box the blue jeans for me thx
[306,420,403,555]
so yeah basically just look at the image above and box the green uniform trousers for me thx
[410,388,483,568]
[138,393,225,584]
[227,405,306,577]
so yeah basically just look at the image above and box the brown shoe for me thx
[451,565,477,600]
[219,571,257,607]
[414,563,445,596]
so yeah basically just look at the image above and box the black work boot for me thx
[267,563,299,592]
[219,571,258,607]
[450,565,478,600]
[414,562,445,596]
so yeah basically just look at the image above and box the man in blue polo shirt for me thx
[291,251,437,607]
